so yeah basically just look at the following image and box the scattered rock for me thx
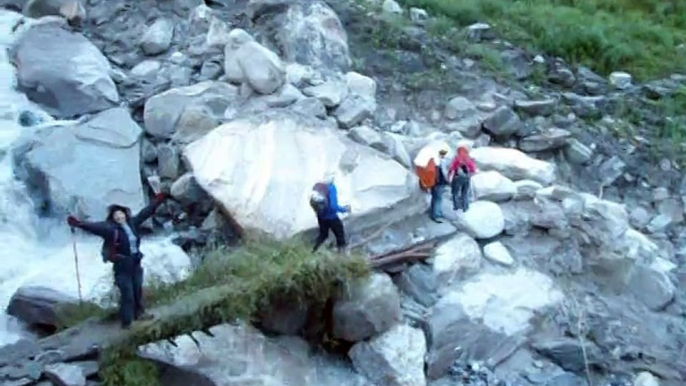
[609,71,633,90]
[140,18,174,56]
[7,286,78,329]
[224,28,286,94]
[44,363,86,386]
[12,23,119,118]
[471,147,556,185]
[518,128,571,152]
[598,155,626,186]
[482,106,523,138]
[334,94,376,129]
[483,242,514,266]
[564,139,593,165]
[346,71,376,100]
[332,273,402,342]
[445,96,478,121]
[514,180,543,200]
[471,170,517,202]
[303,80,348,107]
[130,60,161,78]
[514,99,556,117]
[456,200,505,239]
[432,233,482,288]
[349,324,427,386]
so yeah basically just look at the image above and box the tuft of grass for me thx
[397,0,686,80]
[98,237,370,386]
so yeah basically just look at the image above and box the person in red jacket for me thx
[448,146,478,212]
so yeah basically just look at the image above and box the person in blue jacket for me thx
[310,173,351,253]
[66,193,167,329]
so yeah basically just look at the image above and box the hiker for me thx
[310,173,351,253]
[66,193,168,329]
[448,146,478,212]
[430,145,451,223]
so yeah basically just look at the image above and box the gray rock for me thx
[141,139,157,163]
[471,170,517,202]
[140,18,174,56]
[144,81,238,141]
[598,156,626,186]
[518,128,571,152]
[44,363,86,386]
[483,241,514,266]
[7,286,78,329]
[157,144,180,180]
[381,132,412,168]
[443,115,482,138]
[170,173,208,204]
[432,233,483,288]
[455,201,505,239]
[532,338,601,373]
[564,139,593,165]
[629,207,651,229]
[199,60,223,81]
[634,372,660,386]
[548,65,576,88]
[303,80,348,107]
[513,180,543,200]
[628,265,675,310]
[265,84,303,108]
[348,126,384,149]
[12,23,119,118]
[130,60,161,79]
[345,72,376,99]
[291,97,327,118]
[409,7,428,25]
[23,0,81,18]
[258,297,309,335]
[514,99,556,117]
[394,263,438,307]
[482,106,523,138]
[466,22,494,41]
[332,273,402,342]
[334,95,376,129]
[349,324,427,386]
[445,96,477,121]
[12,108,144,219]
[224,29,286,94]
[646,214,673,234]
[382,0,403,15]
[657,198,684,224]
[609,71,632,90]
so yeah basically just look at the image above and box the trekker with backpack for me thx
[448,146,478,212]
[66,193,168,329]
[430,145,451,223]
[309,173,351,253]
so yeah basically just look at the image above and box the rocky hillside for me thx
[0,0,684,386]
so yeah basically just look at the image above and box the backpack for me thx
[309,183,330,215]
[416,158,437,191]
[456,164,469,178]
[100,229,119,263]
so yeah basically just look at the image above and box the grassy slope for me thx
[58,238,370,386]
[397,0,686,80]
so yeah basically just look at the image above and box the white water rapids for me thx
[0,11,191,348]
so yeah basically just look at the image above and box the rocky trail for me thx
[0,0,684,386]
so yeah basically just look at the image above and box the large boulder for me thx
[432,233,482,288]
[13,108,145,219]
[332,273,402,342]
[349,324,427,386]
[426,269,563,379]
[628,264,675,311]
[223,28,285,94]
[247,0,351,71]
[139,323,373,386]
[11,23,119,118]
[7,286,78,329]
[184,110,421,239]
[456,200,505,239]
[143,81,239,141]
[470,147,556,185]
[471,170,517,202]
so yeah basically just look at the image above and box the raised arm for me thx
[67,217,113,239]
[131,193,167,228]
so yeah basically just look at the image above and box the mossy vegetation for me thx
[94,237,369,386]
[397,0,686,80]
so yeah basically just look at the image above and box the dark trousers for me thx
[430,184,445,220]
[452,175,471,211]
[114,258,144,328]
[313,216,346,252]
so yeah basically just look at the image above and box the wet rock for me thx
[432,233,482,288]
[514,99,556,117]
[445,97,478,121]
[471,171,517,202]
[12,23,119,118]
[482,106,523,138]
[564,139,593,165]
[7,286,78,329]
[140,18,174,56]
[628,265,675,311]
[332,273,402,342]
[349,324,427,386]
[224,28,286,94]
[609,71,632,90]
[44,363,85,386]
[483,241,514,266]
[456,201,505,239]
[471,147,556,185]
[518,128,571,152]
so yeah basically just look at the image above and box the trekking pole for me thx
[70,227,83,304]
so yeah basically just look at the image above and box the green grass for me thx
[95,237,369,386]
[397,0,686,80]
